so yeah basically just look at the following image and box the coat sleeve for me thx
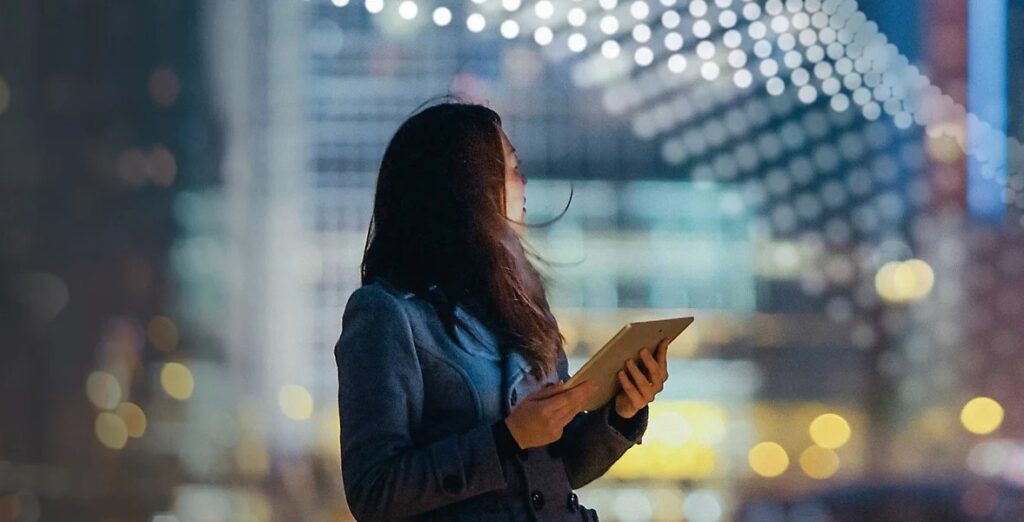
[335,285,509,521]
[555,345,649,489]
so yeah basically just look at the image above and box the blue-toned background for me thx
[1,0,1023,520]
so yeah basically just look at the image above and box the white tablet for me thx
[565,316,694,411]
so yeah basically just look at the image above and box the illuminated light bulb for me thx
[692,20,712,38]
[875,259,934,303]
[632,24,651,43]
[809,413,851,449]
[723,29,742,48]
[534,26,554,46]
[733,69,753,88]
[534,0,554,19]
[799,446,840,479]
[398,0,417,19]
[630,0,650,19]
[748,21,767,39]
[771,15,790,33]
[599,0,617,10]
[689,0,707,17]
[279,384,315,421]
[500,19,519,38]
[567,33,588,52]
[696,41,716,60]
[759,58,779,77]
[766,77,785,95]
[830,93,850,112]
[365,0,384,13]
[667,53,688,73]
[601,40,621,58]
[749,442,789,477]
[95,412,128,450]
[86,371,122,410]
[661,10,680,29]
[634,46,654,66]
[567,7,586,26]
[116,402,147,438]
[433,6,452,25]
[160,362,194,400]
[728,49,747,68]
[700,61,720,80]
[502,0,521,10]
[742,2,761,20]
[753,40,772,58]
[664,32,684,51]
[718,10,737,28]
[600,15,619,34]
[331,0,350,7]
[961,397,1004,435]
[466,13,486,32]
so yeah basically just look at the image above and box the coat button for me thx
[510,388,518,406]
[567,492,579,512]
[442,474,463,494]
[530,490,545,510]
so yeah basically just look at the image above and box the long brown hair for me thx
[361,98,563,379]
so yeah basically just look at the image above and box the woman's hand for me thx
[614,338,670,419]
[504,380,599,449]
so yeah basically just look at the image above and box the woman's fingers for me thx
[617,370,647,410]
[639,348,666,385]
[626,359,656,401]
[656,338,669,370]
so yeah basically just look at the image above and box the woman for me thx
[334,100,671,521]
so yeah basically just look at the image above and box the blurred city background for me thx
[1,0,1023,520]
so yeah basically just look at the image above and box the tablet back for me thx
[567,316,694,411]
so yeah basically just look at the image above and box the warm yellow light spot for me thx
[86,371,122,410]
[960,397,1004,435]
[116,402,147,438]
[278,384,314,420]
[799,446,840,479]
[925,122,965,163]
[875,259,934,303]
[608,401,726,480]
[161,362,194,400]
[147,315,179,352]
[748,442,789,478]
[809,413,851,449]
[0,77,10,114]
[236,435,271,479]
[95,411,128,449]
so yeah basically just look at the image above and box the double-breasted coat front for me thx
[335,277,649,521]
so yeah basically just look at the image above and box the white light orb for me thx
[398,0,417,20]
[466,12,486,32]
[432,6,452,25]
[534,26,554,45]
[500,19,519,38]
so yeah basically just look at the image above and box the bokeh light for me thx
[960,397,1005,435]
[809,413,851,449]
[95,412,129,450]
[160,362,194,400]
[799,445,840,479]
[748,442,789,478]
[86,371,122,411]
[278,384,314,421]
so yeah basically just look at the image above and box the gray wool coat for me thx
[334,278,649,521]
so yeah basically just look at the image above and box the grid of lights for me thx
[327,0,1023,221]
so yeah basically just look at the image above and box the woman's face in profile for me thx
[498,126,527,230]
